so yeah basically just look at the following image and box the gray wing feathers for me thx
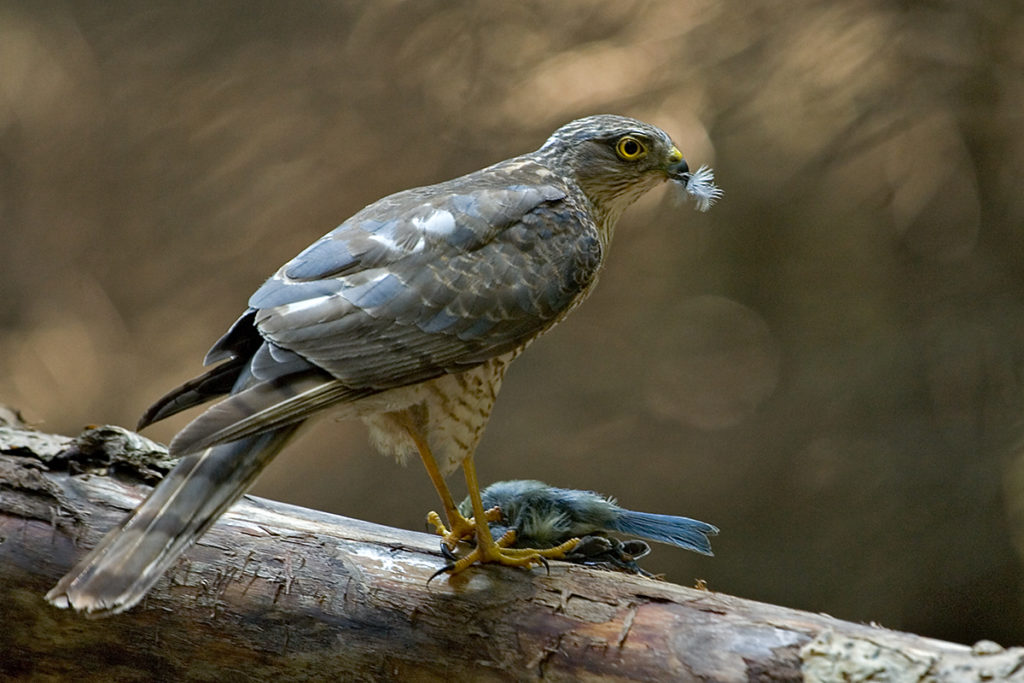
[136,358,244,430]
[248,180,600,391]
[269,183,569,288]
[169,371,366,455]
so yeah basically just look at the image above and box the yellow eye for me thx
[615,136,647,161]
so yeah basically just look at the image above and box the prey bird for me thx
[47,114,720,615]
[459,479,718,556]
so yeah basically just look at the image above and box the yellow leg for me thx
[445,456,580,574]
[398,415,495,548]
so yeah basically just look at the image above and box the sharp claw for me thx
[427,563,455,585]
[440,542,458,562]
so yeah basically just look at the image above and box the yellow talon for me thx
[429,456,583,575]
[426,506,501,549]
[409,422,576,576]
[446,529,581,574]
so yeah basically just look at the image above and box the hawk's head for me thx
[535,114,691,226]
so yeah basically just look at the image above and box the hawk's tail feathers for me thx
[45,424,301,616]
[609,510,719,556]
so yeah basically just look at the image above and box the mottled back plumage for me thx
[48,115,705,614]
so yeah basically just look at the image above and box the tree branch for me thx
[1,420,1020,681]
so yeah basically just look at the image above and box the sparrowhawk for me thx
[47,114,721,615]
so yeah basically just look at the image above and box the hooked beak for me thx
[666,146,690,181]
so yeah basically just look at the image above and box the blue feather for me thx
[609,510,718,556]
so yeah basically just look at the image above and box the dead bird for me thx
[455,479,718,567]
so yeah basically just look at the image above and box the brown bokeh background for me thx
[3,1,1024,645]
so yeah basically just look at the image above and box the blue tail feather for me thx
[610,510,718,555]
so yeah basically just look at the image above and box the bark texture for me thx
[1,420,1020,682]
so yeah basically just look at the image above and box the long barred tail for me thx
[45,424,301,616]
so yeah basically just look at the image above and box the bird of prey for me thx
[47,114,720,615]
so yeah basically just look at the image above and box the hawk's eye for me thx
[614,136,647,161]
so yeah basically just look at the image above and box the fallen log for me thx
[1,420,1020,681]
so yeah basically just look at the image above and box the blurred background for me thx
[2,0,1023,646]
